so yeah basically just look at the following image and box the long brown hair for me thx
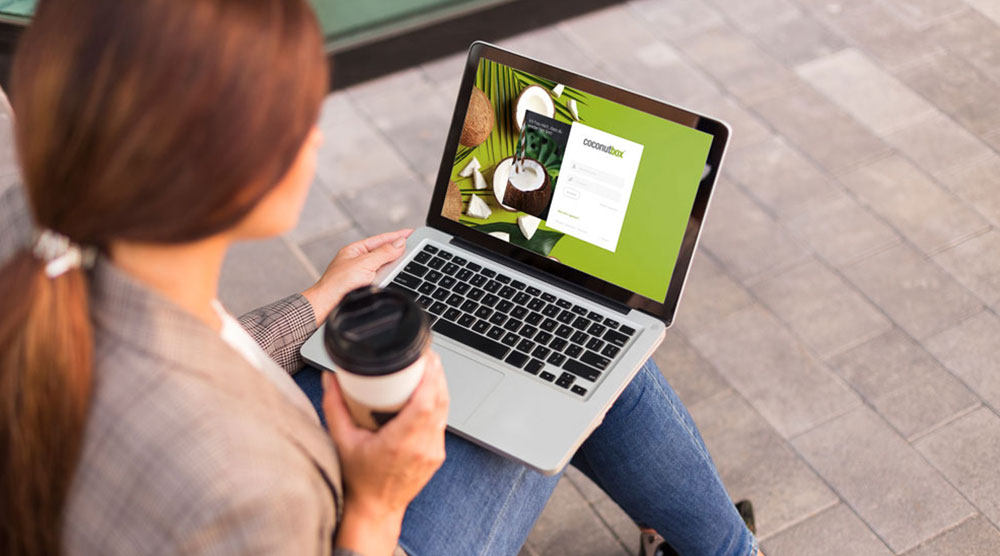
[0,0,328,553]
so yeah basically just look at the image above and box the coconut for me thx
[552,84,565,98]
[513,85,555,131]
[459,156,480,177]
[442,180,463,221]
[502,157,552,219]
[460,87,494,147]
[517,215,540,240]
[466,194,492,219]
[567,98,580,121]
[472,168,487,190]
[491,157,517,212]
[488,231,510,242]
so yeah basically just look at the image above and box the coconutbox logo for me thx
[582,138,625,158]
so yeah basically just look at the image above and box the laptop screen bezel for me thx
[425,41,730,326]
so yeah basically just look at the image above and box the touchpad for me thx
[436,345,504,426]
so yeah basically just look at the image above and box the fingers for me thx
[384,352,449,438]
[360,238,408,270]
[359,229,413,252]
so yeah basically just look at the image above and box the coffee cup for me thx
[323,285,430,430]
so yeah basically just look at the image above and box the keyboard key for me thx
[461,299,478,313]
[603,317,620,328]
[527,286,542,296]
[563,359,600,381]
[446,294,463,307]
[472,320,490,334]
[427,257,445,269]
[539,370,556,382]
[571,305,588,316]
[516,338,535,353]
[571,331,588,344]
[527,298,544,311]
[496,300,514,313]
[531,345,551,359]
[418,282,436,295]
[555,372,575,389]
[602,344,621,358]
[503,319,522,333]
[525,359,544,375]
[542,304,561,317]
[481,268,497,278]
[505,350,528,369]
[466,262,482,272]
[496,274,512,284]
[432,288,450,301]
[437,251,453,260]
[439,276,457,289]
[587,311,603,321]
[520,325,537,339]
[423,245,439,255]
[581,350,611,370]
[541,318,558,332]
[487,326,504,340]
[556,299,572,309]
[456,269,473,281]
[458,314,475,327]
[548,352,567,366]
[425,270,443,283]
[453,283,471,295]
[541,292,556,302]
[525,312,543,325]
[534,331,552,344]
[565,344,583,358]
[555,324,573,338]
[404,262,429,277]
[572,316,591,330]
[475,306,493,319]
[416,295,433,309]
[620,325,636,336]
[550,338,567,352]
[488,313,507,326]
[511,306,528,320]
[444,308,461,321]
[468,287,485,301]
[571,385,587,396]
[484,280,501,293]
[429,302,447,315]
[513,292,531,305]
[470,274,487,287]
[557,310,576,324]
[498,285,516,299]
[414,251,431,263]
[604,329,629,347]
[393,272,421,289]
[511,280,526,290]
[501,332,519,347]
[453,256,468,266]
[588,323,607,337]
[586,337,605,352]
[481,294,499,307]
[442,263,460,276]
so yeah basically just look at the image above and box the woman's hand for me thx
[302,228,413,325]
[323,352,449,555]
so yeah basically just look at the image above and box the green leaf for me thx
[472,221,564,257]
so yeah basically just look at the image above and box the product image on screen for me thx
[445,59,713,302]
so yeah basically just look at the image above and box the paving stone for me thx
[219,237,316,316]
[796,48,936,136]
[706,0,802,32]
[672,252,754,336]
[420,50,467,104]
[562,468,638,551]
[347,68,452,129]
[761,504,893,556]
[883,110,995,185]
[652,331,731,407]
[677,26,800,105]
[297,226,367,278]
[964,0,1000,26]
[836,154,989,255]
[784,195,900,268]
[752,258,892,359]
[895,51,1000,142]
[689,391,839,538]
[933,230,1000,308]
[628,0,726,41]
[904,515,1000,556]
[374,115,451,187]
[829,329,978,439]
[722,135,841,220]
[916,407,1000,531]
[881,0,968,29]
[338,177,431,238]
[744,9,849,67]
[923,10,1000,84]
[689,305,860,438]
[926,310,1000,411]
[686,92,772,152]
[749,84,890,175]
[497,27,606,79]
[841,243,982,339]
[792,405,975,553]
[939,153,1000,228]
[698,180,809,282]
[525,477,630,556]
[808,3,943,70]
[285,179,353,245]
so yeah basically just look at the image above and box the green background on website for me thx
[450,59,713,302]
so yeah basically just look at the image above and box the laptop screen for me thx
[441,58,714,303]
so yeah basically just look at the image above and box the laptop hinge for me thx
[450,237,631,315]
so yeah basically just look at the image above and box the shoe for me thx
[636,500,756,556]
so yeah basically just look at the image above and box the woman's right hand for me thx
[322,351,449,554]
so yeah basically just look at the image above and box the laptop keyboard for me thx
[385,243,637,398]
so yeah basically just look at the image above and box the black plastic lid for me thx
[323,286,429,376]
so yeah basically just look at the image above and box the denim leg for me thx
[571,359,758,556]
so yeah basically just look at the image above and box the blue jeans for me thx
[295,359,758,556]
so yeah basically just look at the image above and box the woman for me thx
[0,1,759,555]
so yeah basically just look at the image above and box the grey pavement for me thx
[216,1,1000,554]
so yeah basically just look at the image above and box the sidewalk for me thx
[220,1,1000,553]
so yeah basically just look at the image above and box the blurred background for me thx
[3,0,1000,554]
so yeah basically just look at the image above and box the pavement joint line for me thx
[279,235,320,282]
[905,402,984,444]
[895,513,984,556]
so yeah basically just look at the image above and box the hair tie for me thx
[32,229,97,278]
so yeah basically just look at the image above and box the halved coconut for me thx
[443,180,463,221]
[502,157,552,219]
[460,87,494,147]
[491,157,517,212]
[513,85,555,131]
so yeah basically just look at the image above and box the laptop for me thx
[302,41,730,474]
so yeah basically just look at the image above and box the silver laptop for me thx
[302,42,730,475]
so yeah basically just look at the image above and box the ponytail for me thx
[0,249,93,555]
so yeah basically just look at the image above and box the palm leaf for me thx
[472,221,564,256]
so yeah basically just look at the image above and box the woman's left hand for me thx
[302,228,413,324]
